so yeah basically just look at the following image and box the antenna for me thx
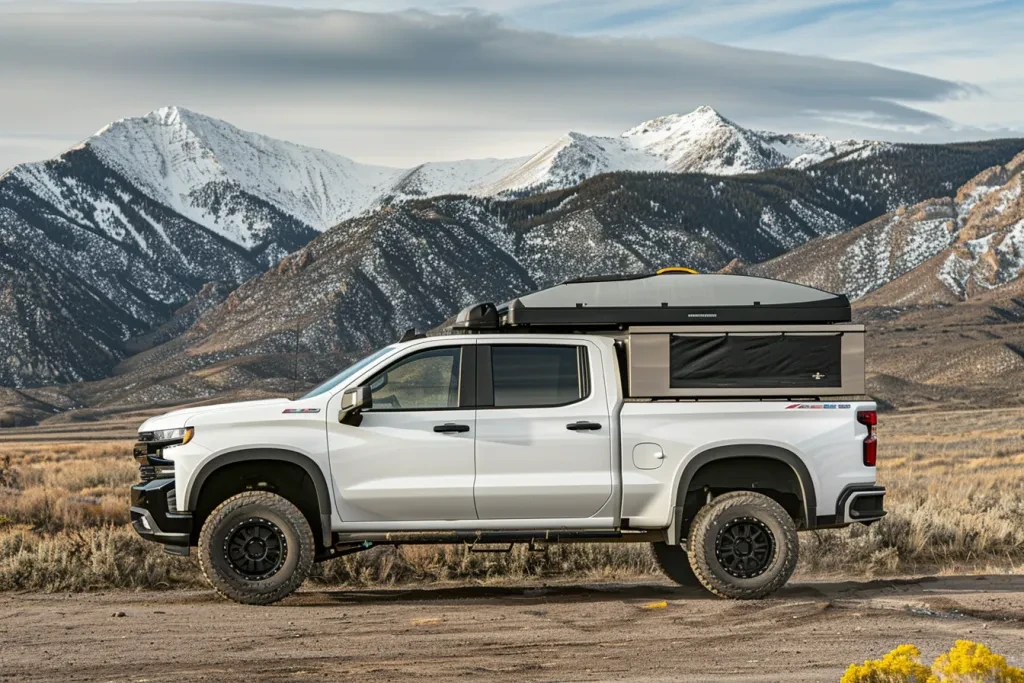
[292,323,300,400]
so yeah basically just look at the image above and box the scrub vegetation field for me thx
[2,407,1024,593]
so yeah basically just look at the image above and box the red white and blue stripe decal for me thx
[282,408,321,414]
[786,403,852,410]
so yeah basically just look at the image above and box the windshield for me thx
[299,345,399,399]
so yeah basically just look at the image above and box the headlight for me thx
[153,427,194,445]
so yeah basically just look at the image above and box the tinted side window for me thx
[491,345,585,407]
[367,347,461,411]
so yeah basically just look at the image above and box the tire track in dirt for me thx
[3,576,1024,682]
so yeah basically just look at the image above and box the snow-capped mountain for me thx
[87,107,400,247]
[623,106,789,174]
[1,102,1022,393]
[480,106,888,195]
[2,105,888,254]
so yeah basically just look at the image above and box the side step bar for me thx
[331,529,663,547]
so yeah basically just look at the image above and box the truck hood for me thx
[138,398,292,433]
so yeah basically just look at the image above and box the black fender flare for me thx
[668,444,817,544]
[187,448,333,546]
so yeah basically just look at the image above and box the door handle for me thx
[566,421,602,431]
[434,423,470,433]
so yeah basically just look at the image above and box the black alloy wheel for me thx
[225,517,288,580]
[714,517,775,579]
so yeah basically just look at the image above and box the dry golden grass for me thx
[0,441,134,533]
[801,407,1024,576]
[3,407,1024,591]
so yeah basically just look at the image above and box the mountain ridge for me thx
[2,105,1023,394]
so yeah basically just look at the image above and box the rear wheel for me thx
[686,491,798,599]
[198,491,314,605]
[651,542,701,587]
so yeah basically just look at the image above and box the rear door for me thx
[472,341,613,520]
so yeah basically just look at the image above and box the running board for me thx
[331,529,661,547]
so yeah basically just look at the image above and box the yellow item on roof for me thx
[656,267,699,275]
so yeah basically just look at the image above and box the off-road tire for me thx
[651,542,702,587]
[198,491,314,605]
[686,491,798,600]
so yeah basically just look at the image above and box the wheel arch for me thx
[668,444,816,544]
[187,448,333,547]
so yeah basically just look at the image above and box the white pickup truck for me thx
[131,272,885,605]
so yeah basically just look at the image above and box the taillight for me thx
[858,410,877,466]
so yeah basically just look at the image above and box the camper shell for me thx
[451,272,865,398]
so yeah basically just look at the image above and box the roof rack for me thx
[451,271,851,332]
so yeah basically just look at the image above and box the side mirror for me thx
[339,385,372,425]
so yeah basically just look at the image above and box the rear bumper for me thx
[130,478,193,554]
[838,484,887,523]
[811,484,886,528]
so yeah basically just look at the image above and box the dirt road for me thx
[2,575,1023,682]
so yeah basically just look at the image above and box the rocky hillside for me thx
[742,150,1024,305]
[100,139,1024,396]
[0,145,282,387]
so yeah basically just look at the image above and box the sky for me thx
[0,0,1022,172]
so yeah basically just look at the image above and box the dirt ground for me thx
[3,575,1024,682]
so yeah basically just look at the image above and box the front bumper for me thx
[130,478,193,555]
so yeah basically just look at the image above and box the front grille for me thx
[134,438,176,484]
[139,465,158,483]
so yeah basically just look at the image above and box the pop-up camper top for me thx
[451,271,865,398]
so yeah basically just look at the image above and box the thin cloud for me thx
[0,1,1000,172]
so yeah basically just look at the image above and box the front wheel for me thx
[686,491,798,599]
[198,491,315,605]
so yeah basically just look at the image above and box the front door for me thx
[473,342,613,520]
[326,343,477,523]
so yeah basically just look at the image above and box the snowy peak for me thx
[479,131,661,196]
[12,104,893,247]
[623,106,787,175]
[480,105,886,194]
[87,107,402,246]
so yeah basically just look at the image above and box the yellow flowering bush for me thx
[932,641,1024,683]
[841,644,935,683]
[841,641,1024,683]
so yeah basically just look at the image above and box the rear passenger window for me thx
[491,345,587,407]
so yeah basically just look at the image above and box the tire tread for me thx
[686,491,798,600]
[198,490,315,605]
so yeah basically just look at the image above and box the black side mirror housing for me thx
[339,385,372,425]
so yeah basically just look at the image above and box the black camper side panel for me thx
[669,334,842,389]
[627,325,865,398]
